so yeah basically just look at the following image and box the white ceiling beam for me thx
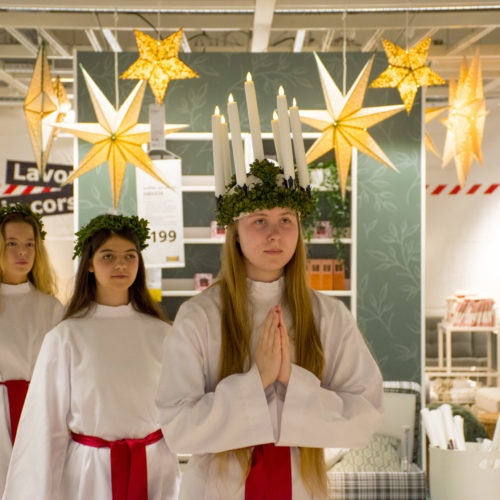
[102,28,122,52]
[293,29,306,53]
[4,27,38,56]
[0,63,29,95]
[361,28,383,52]
[85,29,103,52]
[38,28,71,58]
[251,0,276,52]
[409,27,439,48]
[321,30,335,52]
[447,26,496,55]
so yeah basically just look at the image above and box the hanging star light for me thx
[299,53,405,197]
[441,51,487,186]
[120,28,199,104]
[424,106,447,159]
[370,38,446,114]
[53,66,187,207]
[24,42,71,174]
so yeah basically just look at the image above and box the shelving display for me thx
[157,133,357,319]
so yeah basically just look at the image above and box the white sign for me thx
[136,158,185,268]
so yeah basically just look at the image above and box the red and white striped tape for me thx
[1,185,60,196]
[426,184,499,195]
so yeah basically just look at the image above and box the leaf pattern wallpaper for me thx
[76,51,422,382]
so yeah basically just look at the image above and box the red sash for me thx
[71,429,163,500]
[245,443,292,500]
[0,379,29,443]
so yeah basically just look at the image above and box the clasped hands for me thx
[255,304,291,389]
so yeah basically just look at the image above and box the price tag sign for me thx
[136,158,185,268]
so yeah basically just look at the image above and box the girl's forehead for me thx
[97,235,137,251]
[4,221,35,238]
[247,207,296,217]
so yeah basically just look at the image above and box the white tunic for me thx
[0,282,63,494]
[156,278,384,500]
[3,303,180,500]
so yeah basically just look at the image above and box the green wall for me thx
[76,51,422,382]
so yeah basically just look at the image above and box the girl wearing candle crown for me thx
[3,214,180,500]
[156,156,384,497]
[0,203,63,495]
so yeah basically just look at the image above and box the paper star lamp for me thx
[441,51,487,186]
[121,28,199,104]
[299,53,405,197]
[24,42,71,174]
[53,66,187,207]
[425,106,447,159]
[370,38,446,114]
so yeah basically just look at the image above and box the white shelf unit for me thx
[160,133,357,315]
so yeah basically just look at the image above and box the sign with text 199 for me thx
[136,158,185,268]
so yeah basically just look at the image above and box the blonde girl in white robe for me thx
[3,214,179,500]
[0,204,63,495]
[156,161,384,499]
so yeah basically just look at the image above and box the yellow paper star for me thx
[53,66,187,207]
[121,28,199,104]
[24,42,70,174]
[299,53,405,197]
[425,106,447,159]
[441,51,488,186]
[370,38,446,114]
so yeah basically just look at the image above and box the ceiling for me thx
[1,1,500,105]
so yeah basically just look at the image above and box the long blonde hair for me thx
[216,218,327,497]
[0,212,57,297]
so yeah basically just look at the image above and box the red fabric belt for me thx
[0,379,29,443]
[245,443,292,500]
[71,428,163,500]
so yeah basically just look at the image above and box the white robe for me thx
[3,303,180,500]
[156,277,384,500]
[0,282,63,494]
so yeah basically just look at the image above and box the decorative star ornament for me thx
[53,66,187,207]
[425,106,447,159]
[121,28,199,104]
[370,38,446,114]
[299,53,405,197]
[24,42,71,174]
[441,51,487,186]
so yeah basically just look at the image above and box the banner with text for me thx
[1,160,74,216]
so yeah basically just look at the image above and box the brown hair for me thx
[0,212,57,297]
[63,228,168,322]
[216,218,327,497]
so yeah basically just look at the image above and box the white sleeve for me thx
[277,299,384,449]
[156,301,275,454]
[3,329,70,500]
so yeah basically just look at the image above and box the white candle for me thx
[220,115,232,186]
[244,72,264,161]
[289,97,310,188]
[276,86,295,184]
[211,106,225,197]
[227,93,247,187]
[271,110,284,168]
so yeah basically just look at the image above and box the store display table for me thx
[426,322,500,385]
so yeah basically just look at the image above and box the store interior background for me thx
[1,1,500,429]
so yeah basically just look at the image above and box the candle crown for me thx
[215,159,314,226]
[212,75,313,225]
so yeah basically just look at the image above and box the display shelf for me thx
[161,278,352,298]
[182,226,352,245]
[158,133,358,318]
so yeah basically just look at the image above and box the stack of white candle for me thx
[211,72,311,194]
[421,404,466,451]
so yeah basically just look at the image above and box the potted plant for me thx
[302,159,351,262]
